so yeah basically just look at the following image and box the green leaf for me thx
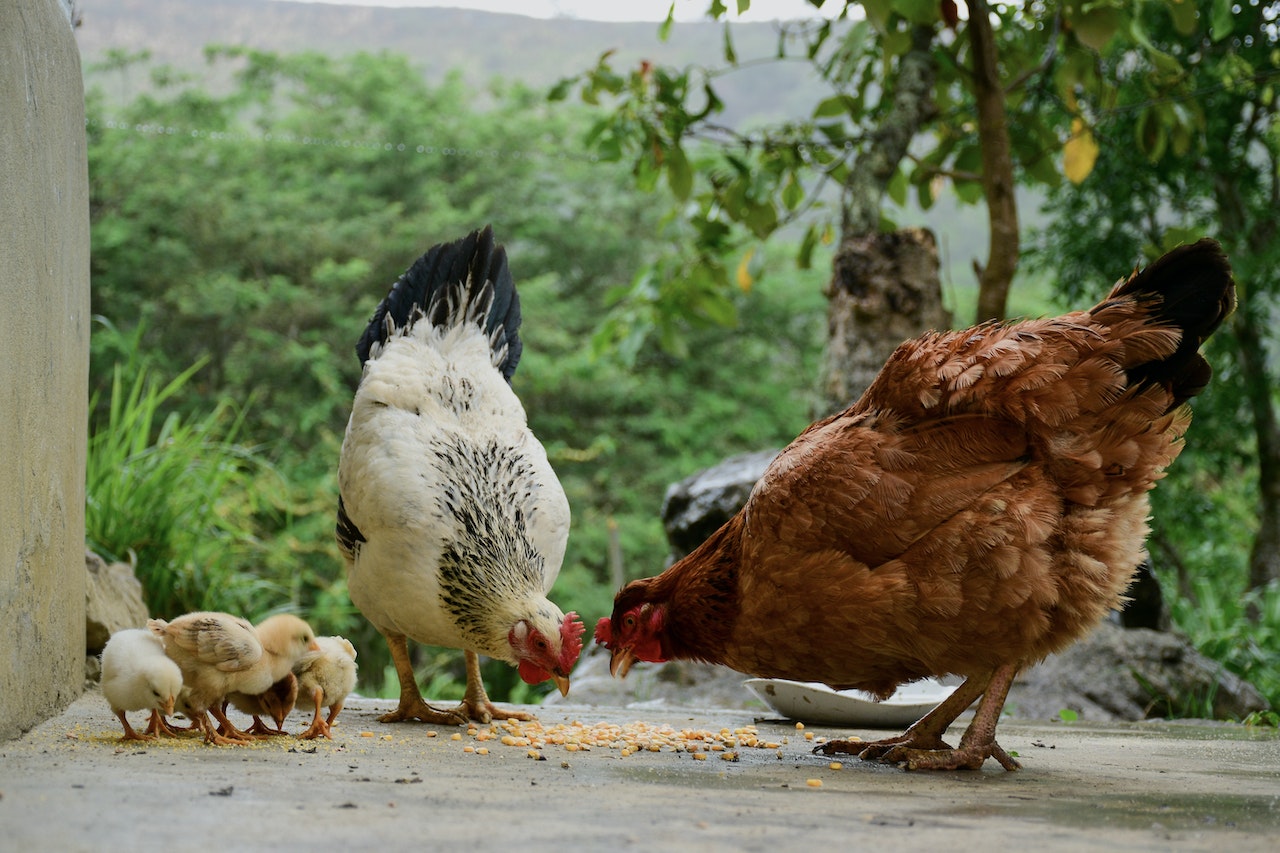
[893,0,939,26]
[723,22,738,65]
[814,94,854,118]
[658,3,675,41]
[1210,0,1235,41]
[887,167,908,206]
[862,0,892,31]
[1069,5,1121,52]
[797,224,818,269]
[737,0,751,15]
[781,174,804,211]
[666,143,693,200]
[1058,709,1079,723]
[1168,0,1198,36]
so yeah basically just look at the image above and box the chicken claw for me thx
[448,651,535,724]
[379,697,468,727]
[818,665,1022,772]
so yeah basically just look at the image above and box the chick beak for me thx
[162,696,175,716]
[609,647,637,679]
[307,638,321,652]
[552,673,571,697]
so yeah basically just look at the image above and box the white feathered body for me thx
[339,325,571,663]
[100,628,183,715]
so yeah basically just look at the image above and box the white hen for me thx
[337,226,583,726]
[100,628,183,742]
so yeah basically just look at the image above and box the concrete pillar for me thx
[0,0,91,740]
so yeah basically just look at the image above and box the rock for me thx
[84,550,149,654]
[1008,621,1268,722]
[661,449,778,561]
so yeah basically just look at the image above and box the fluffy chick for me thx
[148,611,316,745]
[221,614,317,736]
[225,673,299,736]
[100,628,183,742]
[293,636,358,740]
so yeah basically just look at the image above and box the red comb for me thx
[559,612,586,669]
[593,617,613,648]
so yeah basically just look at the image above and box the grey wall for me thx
[0,0,91,741]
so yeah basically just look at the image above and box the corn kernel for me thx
[427,731,438,738]
[806,778,823,788]
[360,731,374,738]
[795,722,805,730]
[463,745,475,753]
[829,762,843,770]
[450,733,462,741]
[804,732,815,741]
[692,753,707,761]
[476,747,489,755]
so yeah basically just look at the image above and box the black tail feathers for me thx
[1098,237,1236,408]
[355,225,523,382]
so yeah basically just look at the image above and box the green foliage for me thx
[85,333,283,619]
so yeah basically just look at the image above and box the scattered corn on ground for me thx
[443,718,856,763]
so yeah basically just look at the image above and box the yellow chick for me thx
[100,628,183,742]
[293,636,358,740]
[148,611,316,745]
[221,614,317,736]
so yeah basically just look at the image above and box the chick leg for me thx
[299,687,332,740]
[209,704,258,744]
[450,650,535,724]
[195,710,252,746]
[817,673,989,759]
[145,710,199,738]
[114,710,155,742]
[378,633,467,726]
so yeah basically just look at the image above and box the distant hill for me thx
[73,0,827,127]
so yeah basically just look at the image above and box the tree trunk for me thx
[821,229,950,410]
[820,25,946,413]
[969,0,1019,323]
[1235,308,1280,596]
[1212,175,1280,602]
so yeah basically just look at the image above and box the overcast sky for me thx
[279,0,838,23]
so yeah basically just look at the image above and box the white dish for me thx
[743,677,958,728]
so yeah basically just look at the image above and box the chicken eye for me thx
[623,615,636,629]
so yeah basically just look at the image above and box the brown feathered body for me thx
[598,240,1234,768]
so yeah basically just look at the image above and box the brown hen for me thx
[595,239,1235,771]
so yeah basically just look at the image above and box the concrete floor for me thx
[1,692,1277,851]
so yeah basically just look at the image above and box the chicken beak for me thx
[307,638,321,652]
[552,673,571,697]
[162,695,175,716]
[609,647,636,679]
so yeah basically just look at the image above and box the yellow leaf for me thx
[736,248,754,293]
[1064,119,1099,184]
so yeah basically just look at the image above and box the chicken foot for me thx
[817,666,1021,771]
[208,705,261,744]
[299,687,340,740]
[144,710,200,738]
[114,710,156,742]
[446,650,535,724]
[377,633,468,726]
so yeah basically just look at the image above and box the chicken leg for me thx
[113,710,155,742]
[447,650,535,724]
[145,710,199,738]
[817,665,1021,771]
[299,686,335,740]
[378,633,468,726]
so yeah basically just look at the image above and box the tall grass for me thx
[85,358,284,620]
